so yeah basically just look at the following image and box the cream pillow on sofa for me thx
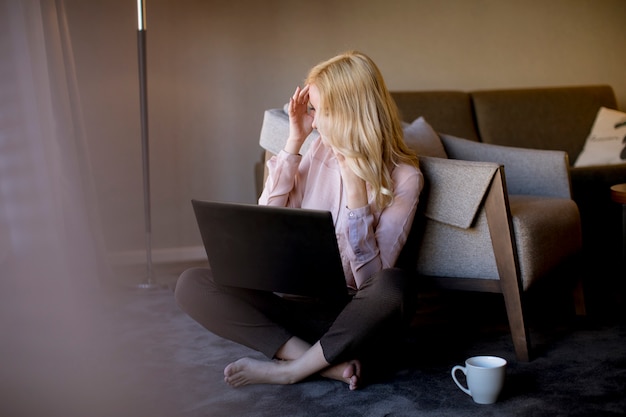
[574,107,626,167]
[403,117,448,158]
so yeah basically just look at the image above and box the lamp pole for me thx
[135,0,158,290]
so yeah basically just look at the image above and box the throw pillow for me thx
[402,117,448,158]
[574,107,626,167]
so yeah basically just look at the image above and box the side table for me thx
[610,183,626,263]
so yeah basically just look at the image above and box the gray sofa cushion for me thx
[259,108,319,155]
[402,117,448,158]
[440,134,572,199]
[391,91,480,141]
[471,85,618,163]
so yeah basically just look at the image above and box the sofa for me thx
[389,85,624,273]
[258,85,623,269]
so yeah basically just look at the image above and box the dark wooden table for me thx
[610,183,626,264]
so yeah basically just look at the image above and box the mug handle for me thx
[451,365,471,396]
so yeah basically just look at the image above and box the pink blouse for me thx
[259,137,424,291]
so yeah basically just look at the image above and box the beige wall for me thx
[64,0,626,263]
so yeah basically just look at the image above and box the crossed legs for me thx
[174,267,413,390]
[224,339,361,390]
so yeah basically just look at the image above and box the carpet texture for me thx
[105,283,626,417]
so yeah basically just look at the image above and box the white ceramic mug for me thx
[451,356,507,404]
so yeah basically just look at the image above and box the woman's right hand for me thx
[285,85,314,155]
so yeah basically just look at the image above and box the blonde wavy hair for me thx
[306,51,419,210]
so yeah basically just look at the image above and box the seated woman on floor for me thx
[175,50,424,390]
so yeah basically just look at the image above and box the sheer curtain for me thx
[0,0,110,286]
[0,1,155,415]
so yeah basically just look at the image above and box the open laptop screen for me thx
[192,200,348,300]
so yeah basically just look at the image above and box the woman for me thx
[175,51,423,390]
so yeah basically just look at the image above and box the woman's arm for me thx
[259,85,313,207]
[258,150,303,207]
[335,152,368,210]
[347,165,423,289]
[285,85,313,155]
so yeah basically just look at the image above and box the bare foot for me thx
[224,357,295,388]
[224,343,362,391]
[321,359,362,390]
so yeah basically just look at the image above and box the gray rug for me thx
[104,285,626,417]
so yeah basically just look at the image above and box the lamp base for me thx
[132,281,168,291]
[128,271,169,292]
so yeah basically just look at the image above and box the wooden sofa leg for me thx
[484,169,531,361]
[500,277,531,362]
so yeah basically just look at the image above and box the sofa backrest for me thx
[391,91,480,141]
[471,85,618,164]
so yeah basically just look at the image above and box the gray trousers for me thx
[174,267,415,365]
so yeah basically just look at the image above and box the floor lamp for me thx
[135,0,161,290]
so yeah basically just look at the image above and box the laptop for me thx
[191,199,348,300]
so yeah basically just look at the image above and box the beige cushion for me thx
[574,107,626,167]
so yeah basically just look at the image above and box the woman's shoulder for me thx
[392,161,424,189]
[393,161,422,177]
